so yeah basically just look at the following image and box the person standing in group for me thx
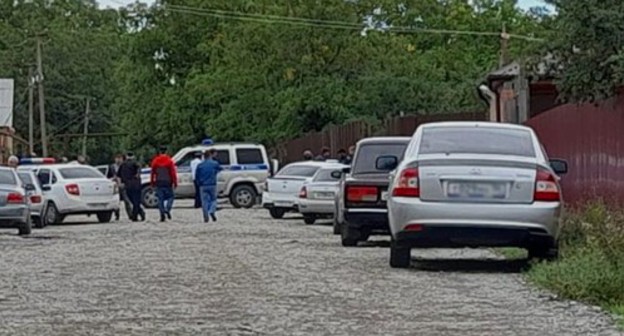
[107,154,125,220]
[196,149,222,223]
[190,151,203,209]
[118,152,145,221]
[303,150,314,161]
[150,146,177,222]
[337,149,349,165]
[346,145,355,164]
[315,147,331,161]
[7,155,19,168]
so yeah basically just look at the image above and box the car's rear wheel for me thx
[341,225,359,247]
[45,202,64,225]
[97,211,113,223]
[390,239,411,268]
[18,218,32,236]
[303,215,316,225]
[528,245,559,261]
[230,185,257,209]
[269,208,285,219]
[141,186,159,209]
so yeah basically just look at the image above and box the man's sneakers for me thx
[166,212,172,220]
[210,213,217,222]
[160,214,166,222]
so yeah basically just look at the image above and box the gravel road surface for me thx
[0,201,621,335]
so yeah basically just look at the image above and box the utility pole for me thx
[499,23,510,67]
[28,67,34,154]
[82,97,90,158]
[35,34,48,157]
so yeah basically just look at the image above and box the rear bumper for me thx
[344,208,389,232]
[60,199,120,215]
[261,193,299,211]
[0,206,29,226]
[388,197,560,246]
[299,199,334,215]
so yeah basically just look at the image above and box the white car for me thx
[298,165,347,225]
[18,163,119,224]
[262,161,343,219]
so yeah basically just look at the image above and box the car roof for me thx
[18,163,96,171]
[184,143,266,152]
[357,136,411,145]
[419,121,533,132]
[285,161,344,168]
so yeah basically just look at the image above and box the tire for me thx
[141,186,159,209]
[18,218,32,236]
[341,225,359,247]
[269,208,285,219]
[97,211,113,223]
[45,202,64,225]
[390,239,411,268]
[332,217,341,235]
[303,215,316,225]
[33,216,44,229]
[528,245,559,261]
[230,185,257,209]
[359,230,371,242]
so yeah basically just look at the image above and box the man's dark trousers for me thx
[193,180,202,208]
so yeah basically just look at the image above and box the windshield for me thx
[59,167,104,179]
[313,168,341,182]
[352,143,407,175]
[0,170,17,185]
[419,126,536,157]
[18,172,35,185]
[277,165,320,177]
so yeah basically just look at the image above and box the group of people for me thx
[108,146,222,223]
[302,145,355,165]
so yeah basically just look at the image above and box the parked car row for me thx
[262,122,569,269]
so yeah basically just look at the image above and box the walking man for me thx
[190,151,203,209]
[118,152,144,221]
[196,149,222,222]
[150,146,177,222]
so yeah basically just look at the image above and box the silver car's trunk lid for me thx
[417,155,537,204]
[306,182,339,200]
[268,176,308,196]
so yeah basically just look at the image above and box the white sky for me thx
[98,0,551,10]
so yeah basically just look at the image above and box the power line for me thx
[165,5,544,42]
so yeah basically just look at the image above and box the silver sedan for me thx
[386,122,568,268]
[298,165,347,225]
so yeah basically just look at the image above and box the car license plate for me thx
[88,203,109,208]
[447,182,506,199]
[314,192,334,199]
[274,201,292,207]
[381,191,388,201]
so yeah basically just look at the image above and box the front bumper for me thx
[343,208,389,232]
[388,197,560,248]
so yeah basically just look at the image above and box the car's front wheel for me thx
[97,211,113,223]
[230,185,257,209]
[269,208,285,219]
[389,239,411,268]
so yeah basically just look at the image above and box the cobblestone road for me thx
[0,201,621,335]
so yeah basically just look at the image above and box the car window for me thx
[37,169,51,186]
[59,167,104,179]
[352,143,407,175]
[176,151,201,168]
[419,127,536,157]
[236,148,264,165]
[313,169,340,182]
[0,170,17,185]
[277,165,320,177]
[214,150,231,166]
[17,172,35,186]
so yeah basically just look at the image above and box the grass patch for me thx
[523,202,624,327]
[495,247,527,259]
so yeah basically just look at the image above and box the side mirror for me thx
[330,170,342,179]
[376,155,398,171]
[24,184,36,191]
[42,185,51,191]
[550,159,568,175]
[341,167,351,174]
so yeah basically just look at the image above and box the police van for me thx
[140,139,274,209]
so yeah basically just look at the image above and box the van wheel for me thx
[390,239,411,268]
[18,218,32,236]
[230,185,257,209]
[141,186,159,209]
[97,211,113,223]
[269,208,285,219]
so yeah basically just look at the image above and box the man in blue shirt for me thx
[195,149,222,222]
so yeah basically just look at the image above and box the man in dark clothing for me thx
[107,154,125,220]
[303,150,314,161]
[150,146,178,222]
[118,152,145,221]
[196,149,222,222]
[315,147,331,161]
[337,148,349,165]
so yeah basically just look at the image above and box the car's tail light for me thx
[30,195,42,204]
[347,186,378,202]
[65,184,80,196]
[392,167,420,197]
[405,224,424,232]
[7,192,25,204]
[534,168,560,202]
[299,186,307,198]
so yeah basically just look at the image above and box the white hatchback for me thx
[19,164,119,224]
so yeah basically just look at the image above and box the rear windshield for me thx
[352,143,407,175]
[0,170,17,185]
[313,168,340,182]
[419,127,536,157]
[18,172,34,185]
[59,167,104,179]
[277,165,320,177]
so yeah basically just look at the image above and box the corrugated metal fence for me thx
[274,112,485,163]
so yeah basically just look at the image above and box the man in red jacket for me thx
[150,146,178,222]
